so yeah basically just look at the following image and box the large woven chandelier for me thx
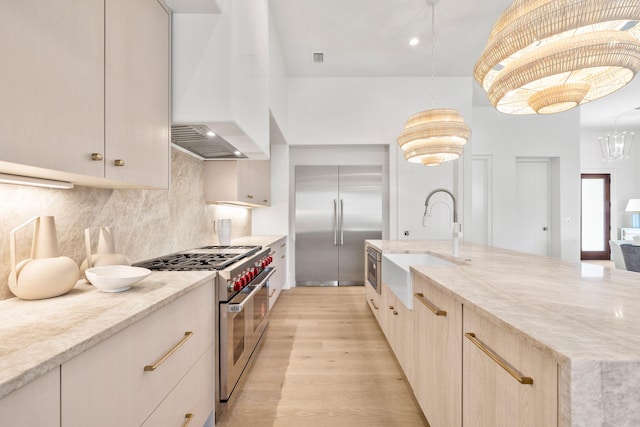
[474,0,640,115]
[397,0,471,166]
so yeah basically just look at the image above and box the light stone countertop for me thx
[0,271,215,400]
[366,239,640,426]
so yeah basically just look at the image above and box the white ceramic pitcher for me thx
[81,227,131,276]
[8,216,80,300]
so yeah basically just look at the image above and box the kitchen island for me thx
[367,240,640,427]
[0,271,215,426]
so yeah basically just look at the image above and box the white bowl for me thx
[85,265,151,293]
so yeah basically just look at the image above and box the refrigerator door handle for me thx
[333,199,338,246]
[340,199,344,246]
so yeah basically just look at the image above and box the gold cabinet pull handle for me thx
[91,153,104,161]
[269,289,276,297]
[369,298,379,310]
[263,199,269,203]
[415,292,447,316]
[281,255,285,259]
[388,305,394,310]
[182,413,194,427]
[393,310,398,315]
[144,331,193,371]
[114,159,125,167]
[246,194,254,199]
[464,332,533,385]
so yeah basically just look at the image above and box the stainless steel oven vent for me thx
[171,124,247,159]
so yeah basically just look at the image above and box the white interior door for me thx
[472,156,492,245]
[516,159,550,256]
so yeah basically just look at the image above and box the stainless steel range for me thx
[135,244,275,416]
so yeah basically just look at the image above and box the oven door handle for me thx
[227,268,276,313]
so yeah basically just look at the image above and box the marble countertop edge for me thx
[0,271,215,400]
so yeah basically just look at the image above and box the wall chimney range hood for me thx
[171,124,247,159]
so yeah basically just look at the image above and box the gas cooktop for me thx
[134,245,261,271]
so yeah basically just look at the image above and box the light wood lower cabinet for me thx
[269,237,287,309]
[61,283,213,427]
[0,367,60,427]
[413,274,462,427]
[463,307,557,427]
[365,281,382,324]
[379,282,414,384]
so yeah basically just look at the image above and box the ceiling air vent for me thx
[170,124,246,160]
[312,52,324,63]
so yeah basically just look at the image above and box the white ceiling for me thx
[269,0,513,78]
[269,0,640,131]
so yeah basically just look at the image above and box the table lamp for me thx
[625,199,640,228]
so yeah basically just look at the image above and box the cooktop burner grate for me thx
[134,245,261,271]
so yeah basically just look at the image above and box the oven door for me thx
[219,267,275,401]
[366,247,381,294]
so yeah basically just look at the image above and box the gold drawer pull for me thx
[281,255,285,259]
[465,332,533,385]
[269,289,276,297]
[182,413,194,427]
[280,243,286,247]
[263,199,269,203]
[144,331,193,372]
[393,310,398,316]
[114,159,125,167]
[91,153,104,161]
[246,194,254,199]
[369,298,379,310]
[415,292,447,316]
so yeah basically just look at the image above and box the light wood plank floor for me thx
[216,286,428,427]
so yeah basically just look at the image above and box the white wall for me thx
[286,76,473,244]
[267,4,288,139]
[472,107,581,261]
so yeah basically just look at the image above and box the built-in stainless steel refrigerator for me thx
[295,165,383,286]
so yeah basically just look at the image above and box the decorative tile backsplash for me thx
[0,148,252,300]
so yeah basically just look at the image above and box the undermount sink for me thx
[382,253,454,309]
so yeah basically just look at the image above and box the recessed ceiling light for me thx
[409,38,419,46]
[206,131,216,137]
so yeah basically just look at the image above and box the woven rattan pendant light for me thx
[474,0,640,115]
[397,0,471,166]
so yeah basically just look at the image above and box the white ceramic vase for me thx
[80,227,131,277]
[8,216,80,300]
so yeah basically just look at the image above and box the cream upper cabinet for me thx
[204,160,271,207]
[269,236,287,309]
[413,273,462,427]
[0,0,105,178]
[0,0,169,189]
[0,367,60,427]
[61,282,213,427]
[104,0,170,188]
[462,306,557,427]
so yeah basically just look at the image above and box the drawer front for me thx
[365,282,382,324]
[463,307,557,427]
[0,367,60,427]
[61,282,213,427]
[413,274,462,427]
[142,346,213,427]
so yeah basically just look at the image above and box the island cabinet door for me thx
[462,307,558,427]
[413,274,462,427]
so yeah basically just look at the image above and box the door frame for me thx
[580,173,611,260]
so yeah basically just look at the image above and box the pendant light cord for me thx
[431,3,436,110]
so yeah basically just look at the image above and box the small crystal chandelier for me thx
[599,131,633,161]
[474,0,640,115]
[397,0,471,166]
